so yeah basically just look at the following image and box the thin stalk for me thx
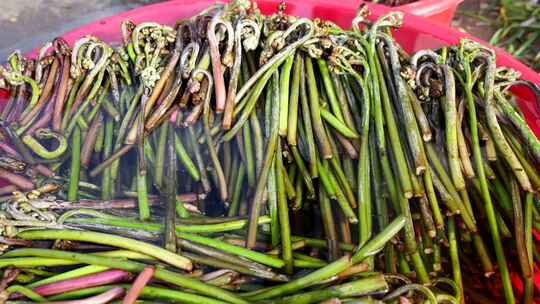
[462,53,514,303]
[198,69,227,202]
[164,127,179,252]
[250,111,264,174]
[122,266,154,304]
[523,193,535,304]
[180,233,284,269]
[330,156,357,209]
[426,144,477,231]
[379,34,427,175]
[276,142,293,274]
[177,238,269,272]
[317,58,344,123]
[154,122,168,188]
[298,63,318,177]
[320,108,359,139]
[188,126,211,193]
[245,71,280,249]
[80,113,103,168]
[243,122,255,187]
[248,216,405,301]
[16,229,192,271]
[305,56,332,159]
[375,51,413,198]
[228,163,245,217]
[68,127,81,201]
[278,55,294,136]
[441,65,466,190]
[137,151,150,221]
[408,86,432,141]
[268,155,280,248]
[457,99,475,178]
[52,57,71,131]
[448,217,464,304]
[291,146,315,198]
[287,53,302,145]
[4,248,244,304]
[511,178,532,278]
[319,183,339,261]
[318,160,358,224]
[271,275,387,304]
[174,132,200,181]
[101,117,114,200]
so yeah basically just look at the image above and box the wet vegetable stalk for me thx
[0,1,538,304]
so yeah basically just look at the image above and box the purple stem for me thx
[170,109,179,124]
[25,91,57,136]
[12,269,130,299]
[7,68,33,123]
[31,164,55,178]
[0,185,17,195]
[45,287,125,304]
[47,193,201,210]
[0,236,35,247]
[6,87,24,123]
[0,168,34,190]
[122,266,154,304]
[0,142,21,159]
[57,198,152,209]
[0,267,19,292]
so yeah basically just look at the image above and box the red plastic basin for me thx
[318,0,463,25]
[394,0,463,25]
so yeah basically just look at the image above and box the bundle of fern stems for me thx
[0,2,539,303]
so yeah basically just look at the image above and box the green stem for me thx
[320,108,359,139]
[16,229,192,271]
[270,275,387,304]
[248,216,405,301]
[448,217,464,304]
[175,132,200,181]
[180,233,285,269]
[227,163,245,217]
[276,142,293,274]
[287,53,302,145]
[278,55,294,136]
[524,193,535,304]
[318,159,358,224]
[462,55,514,303]
[305,56,332,159]
[4,248,245,304]
[6,285,47,302]
[137,157,150,221]
[375,52,413,198]
[317,58,344,123]
[27,265,109,288]
[101,117,114,200]
[319,182,339,260]
[154,122,168,188]
[67,127,81,201]
[246,71,280,249]
[243,122,255,188]
[50,284,230,304]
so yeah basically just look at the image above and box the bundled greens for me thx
[0,2,538,303]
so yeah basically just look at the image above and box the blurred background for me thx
[0,0,159,59]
